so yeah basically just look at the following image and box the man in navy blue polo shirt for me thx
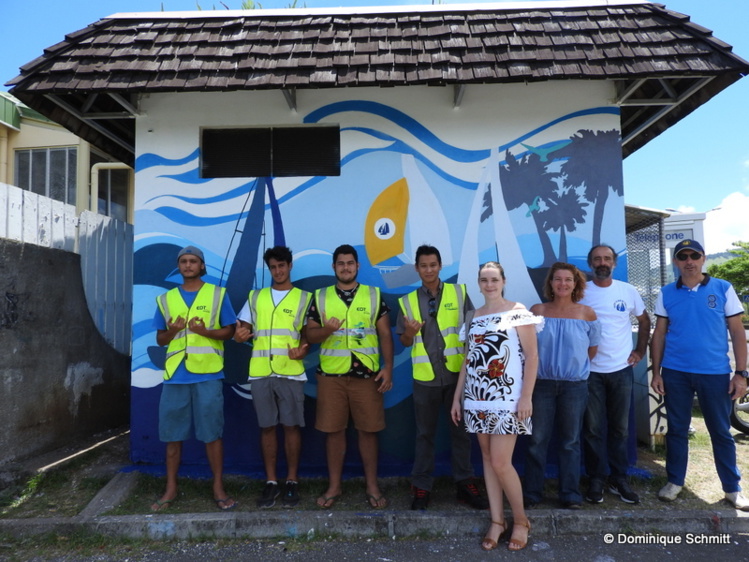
[650,239,749,509]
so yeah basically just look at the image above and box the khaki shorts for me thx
[315,374,385,433]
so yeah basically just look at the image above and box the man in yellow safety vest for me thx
[398,244,488,511]
[152,245,237,512]
[306,244,394,509]
[235,246,311,508]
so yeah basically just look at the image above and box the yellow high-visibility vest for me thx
[317,284,380,374]
[248,287,311,377]
[398,283,466,381]
[156,284,226,380]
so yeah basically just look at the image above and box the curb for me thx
[1,508,748,541]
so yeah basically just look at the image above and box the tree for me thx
[707,241,749,297]
[497,150,559,266]
[557,129,622,247]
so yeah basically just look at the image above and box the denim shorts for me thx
[159,379,224,443]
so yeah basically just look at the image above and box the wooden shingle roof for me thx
[7,1,748,166]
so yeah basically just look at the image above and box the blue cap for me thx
[673,239,704,257]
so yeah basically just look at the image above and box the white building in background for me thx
[0,91,133,223]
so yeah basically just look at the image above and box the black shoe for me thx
[585,479,604,504]
[456,479,489,510]
[282,480,300,508]
[562,500,582,510]
[411,486,430,510]
[257,481,280,508]
[608,479,640,504]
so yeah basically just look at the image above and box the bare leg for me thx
[206,439,235,509]
[260,426,278,482]
[283,425,302,482]
[359,430,386,507]
[477,433,506,548]
[486,434,529,550]
[152,441,181,511]
[316,430,345,507]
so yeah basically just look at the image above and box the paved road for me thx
[27,532,749,561]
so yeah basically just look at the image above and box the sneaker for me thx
[608,479,640,504]
[658,482,683,502]
[411,486,430,511]
[456,479,489,510]
[282,480,300,508]
[725,492,749,511]
[585,479,604,504]
[256,481,280,508]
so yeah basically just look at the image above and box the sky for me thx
[2,0,748,253]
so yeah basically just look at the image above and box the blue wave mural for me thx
[132,97,626,474]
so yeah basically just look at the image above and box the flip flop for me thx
[214,497,238,511]
[366,494,388,509]
[316,493,341,509]
[150,497,176,512]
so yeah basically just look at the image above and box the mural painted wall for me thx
[131,81,627,476]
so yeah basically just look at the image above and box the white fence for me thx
[0,182,133,354]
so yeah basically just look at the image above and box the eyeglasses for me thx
[428,298,437,318]
[676,252,703,262]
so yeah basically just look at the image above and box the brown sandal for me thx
[481,520,506,551]
[508,518,531,551]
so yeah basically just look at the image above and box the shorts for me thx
[315,373,385,433]
[159,379,224,443]
[250,376,305,428]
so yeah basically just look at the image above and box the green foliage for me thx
[706,240,749,297]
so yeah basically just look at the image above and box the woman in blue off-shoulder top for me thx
[525,262,600,510]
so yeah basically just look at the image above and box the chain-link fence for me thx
[625,206,667,323]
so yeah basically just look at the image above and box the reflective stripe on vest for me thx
[156,284,226,380]
[317,284,380,373]
[248,287,311,377]
[398,283,466,381]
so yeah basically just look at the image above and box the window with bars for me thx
[14,147,77,205]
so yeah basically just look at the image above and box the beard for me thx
[593,265,612,280]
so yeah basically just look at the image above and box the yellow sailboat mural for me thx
[364,177,410,267]
[365,154,455,286]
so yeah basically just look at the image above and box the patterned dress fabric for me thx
[461,309,542,434]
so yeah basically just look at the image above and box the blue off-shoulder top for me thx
[536,317,601,382]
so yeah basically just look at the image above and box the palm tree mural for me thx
[540,186,589,262]
[495,150,559,266]
[557,129,622,247]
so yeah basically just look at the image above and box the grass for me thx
[0,448,111,519]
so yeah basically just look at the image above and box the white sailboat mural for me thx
[459,148,540,307]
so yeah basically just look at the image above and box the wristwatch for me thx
[735,370,749,379]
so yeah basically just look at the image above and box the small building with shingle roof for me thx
[7,1,748,473]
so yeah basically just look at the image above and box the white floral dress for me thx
[460,309,542,434]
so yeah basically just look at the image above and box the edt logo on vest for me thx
[283,308,293,314]
[356,307,367,311]
[195,305,208,311]
[444,302,458,311]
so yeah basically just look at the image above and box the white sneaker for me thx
[658,482,683,502]
[725,492,749,511]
